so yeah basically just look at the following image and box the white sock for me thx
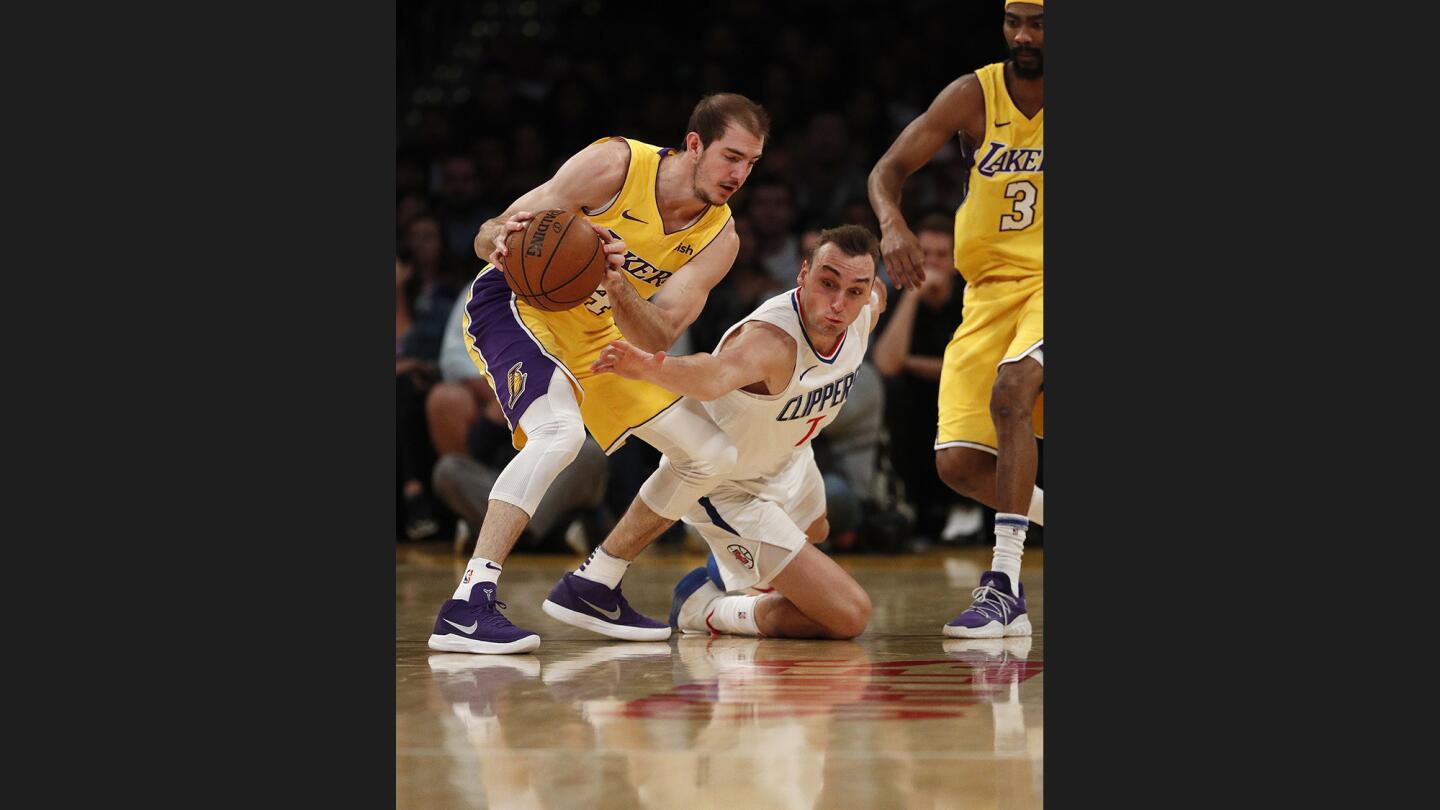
[707,594,762,636]
[453,557,502,601]
[1028,487,1044,526]
[575,547,630,589]
[990,514,1028,593]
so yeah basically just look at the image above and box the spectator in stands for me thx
[746,177,802,290]
[505,124,550,203]
[397,191,430,235]
[397,150,427,198]
[397,216,462,540]
[470,134,516,221]
[871,213,984,544]
[794,112,870,229]
[685,215,785,357]
[810,358,887,551]
[435,154,489,262]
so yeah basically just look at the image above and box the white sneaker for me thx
[669,566,724,634]
[941,505,985,541]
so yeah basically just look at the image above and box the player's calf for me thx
[805,591,870,640]
[755,543,872,639]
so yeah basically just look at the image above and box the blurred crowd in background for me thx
[397,0,1041,554]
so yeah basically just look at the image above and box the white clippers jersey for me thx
[702,288,874,486]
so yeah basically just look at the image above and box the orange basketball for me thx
[502,209,607,312]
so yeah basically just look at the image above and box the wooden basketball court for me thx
[397,544,1043,808]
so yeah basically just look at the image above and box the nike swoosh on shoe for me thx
[580,597,622,620]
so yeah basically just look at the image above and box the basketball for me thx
[502,209,608,311]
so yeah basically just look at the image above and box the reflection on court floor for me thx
[398,546,1043,809]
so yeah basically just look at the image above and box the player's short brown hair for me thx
[687,93,771,147]
[809,224,881,272]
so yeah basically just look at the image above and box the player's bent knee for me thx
[554,433,585,468]
[536,418,586,465]
[990,365,1042,420]
[936,450,987,498]
[805,516,829,544]
[824,593,871,639]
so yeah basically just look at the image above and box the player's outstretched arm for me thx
[599,219,740,354]
[867,75,983,290]
[590,320,792,401]
[473,138,632,271]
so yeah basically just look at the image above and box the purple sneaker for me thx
[427,583,542,654]
[943,571,1032,638]
[541,572,671,641]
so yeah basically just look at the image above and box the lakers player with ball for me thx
[428,94,769,654]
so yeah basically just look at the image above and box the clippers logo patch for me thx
[506,362,527,409]
[728,544,755,570]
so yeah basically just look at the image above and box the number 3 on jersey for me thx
[1000,180,1038,231]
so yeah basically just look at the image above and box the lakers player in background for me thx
[428,94,768,654]
[868,1,1044,638]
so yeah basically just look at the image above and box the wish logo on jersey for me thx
[775,371,857,422]
[974,141,1044,177]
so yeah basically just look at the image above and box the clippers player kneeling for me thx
[580,225,887,640]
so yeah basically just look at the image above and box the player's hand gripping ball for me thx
[502,209,609,312]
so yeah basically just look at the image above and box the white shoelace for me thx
[968,585,1017,623]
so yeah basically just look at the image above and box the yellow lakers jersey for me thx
[475,136,733,453]
[581,137,733,317]
[953,62,1043,284]
[510,137,733,352]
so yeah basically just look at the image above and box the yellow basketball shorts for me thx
[935,274,1044,453]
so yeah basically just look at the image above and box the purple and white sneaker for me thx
[427,583,542,654]
[943,571,1032,638]
[541,573,671,641]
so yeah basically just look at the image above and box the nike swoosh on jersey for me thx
[580,597,622,620]
[444,619,479,634]
[620,209,648,224]
[995,121,1011,127]
[798,365,819,381]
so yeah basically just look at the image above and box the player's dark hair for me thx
[809,224,881,270]
[687,93,771,147]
